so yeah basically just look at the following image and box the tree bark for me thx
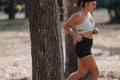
[63,0,78,78]
[27,0,64,80]
[6,0,15,19]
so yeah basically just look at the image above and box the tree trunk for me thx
[7,0,15,19]
[63,0,78,78]
[27,0,64,80]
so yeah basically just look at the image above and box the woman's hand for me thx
[92,27,99,34]
[73,35,82,42]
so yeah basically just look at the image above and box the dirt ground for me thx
[0,19,32,79]
[0,9,120,80]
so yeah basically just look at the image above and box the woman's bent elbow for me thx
[63,24,67,30]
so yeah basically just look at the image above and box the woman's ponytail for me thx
[76,0,82,7]
[76,0,84,8]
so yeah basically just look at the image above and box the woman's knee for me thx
[95,67,99,76]
[90,67,99,76]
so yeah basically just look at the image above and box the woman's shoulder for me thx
[76,11,83,16]
[71,11,83,19]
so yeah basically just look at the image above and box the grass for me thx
[0,19,30,57]
[0,19,29,30]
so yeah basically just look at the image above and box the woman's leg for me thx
[80,55,99,80]
[67,58,87,80]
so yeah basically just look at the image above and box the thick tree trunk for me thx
[27,0,64,80]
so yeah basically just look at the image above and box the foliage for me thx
[97,0,120,8]
[97,0,120,21]
[0,0,25,13]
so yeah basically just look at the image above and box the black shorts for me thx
[75,37,93,59]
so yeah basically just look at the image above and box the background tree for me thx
[63,0,78,78]
[97,0,120,21]
[0,0,3,11]
[4,0,16,19]
[27,0,64,80]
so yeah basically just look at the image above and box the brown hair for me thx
[76,0,85,7]
[76,0,96,7]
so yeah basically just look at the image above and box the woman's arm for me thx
[64,14,83,42]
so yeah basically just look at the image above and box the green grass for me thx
[0,19,29,30]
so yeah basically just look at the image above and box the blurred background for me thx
[0,0,27,20]
[0,0,120,79]
[0,0,31,79]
